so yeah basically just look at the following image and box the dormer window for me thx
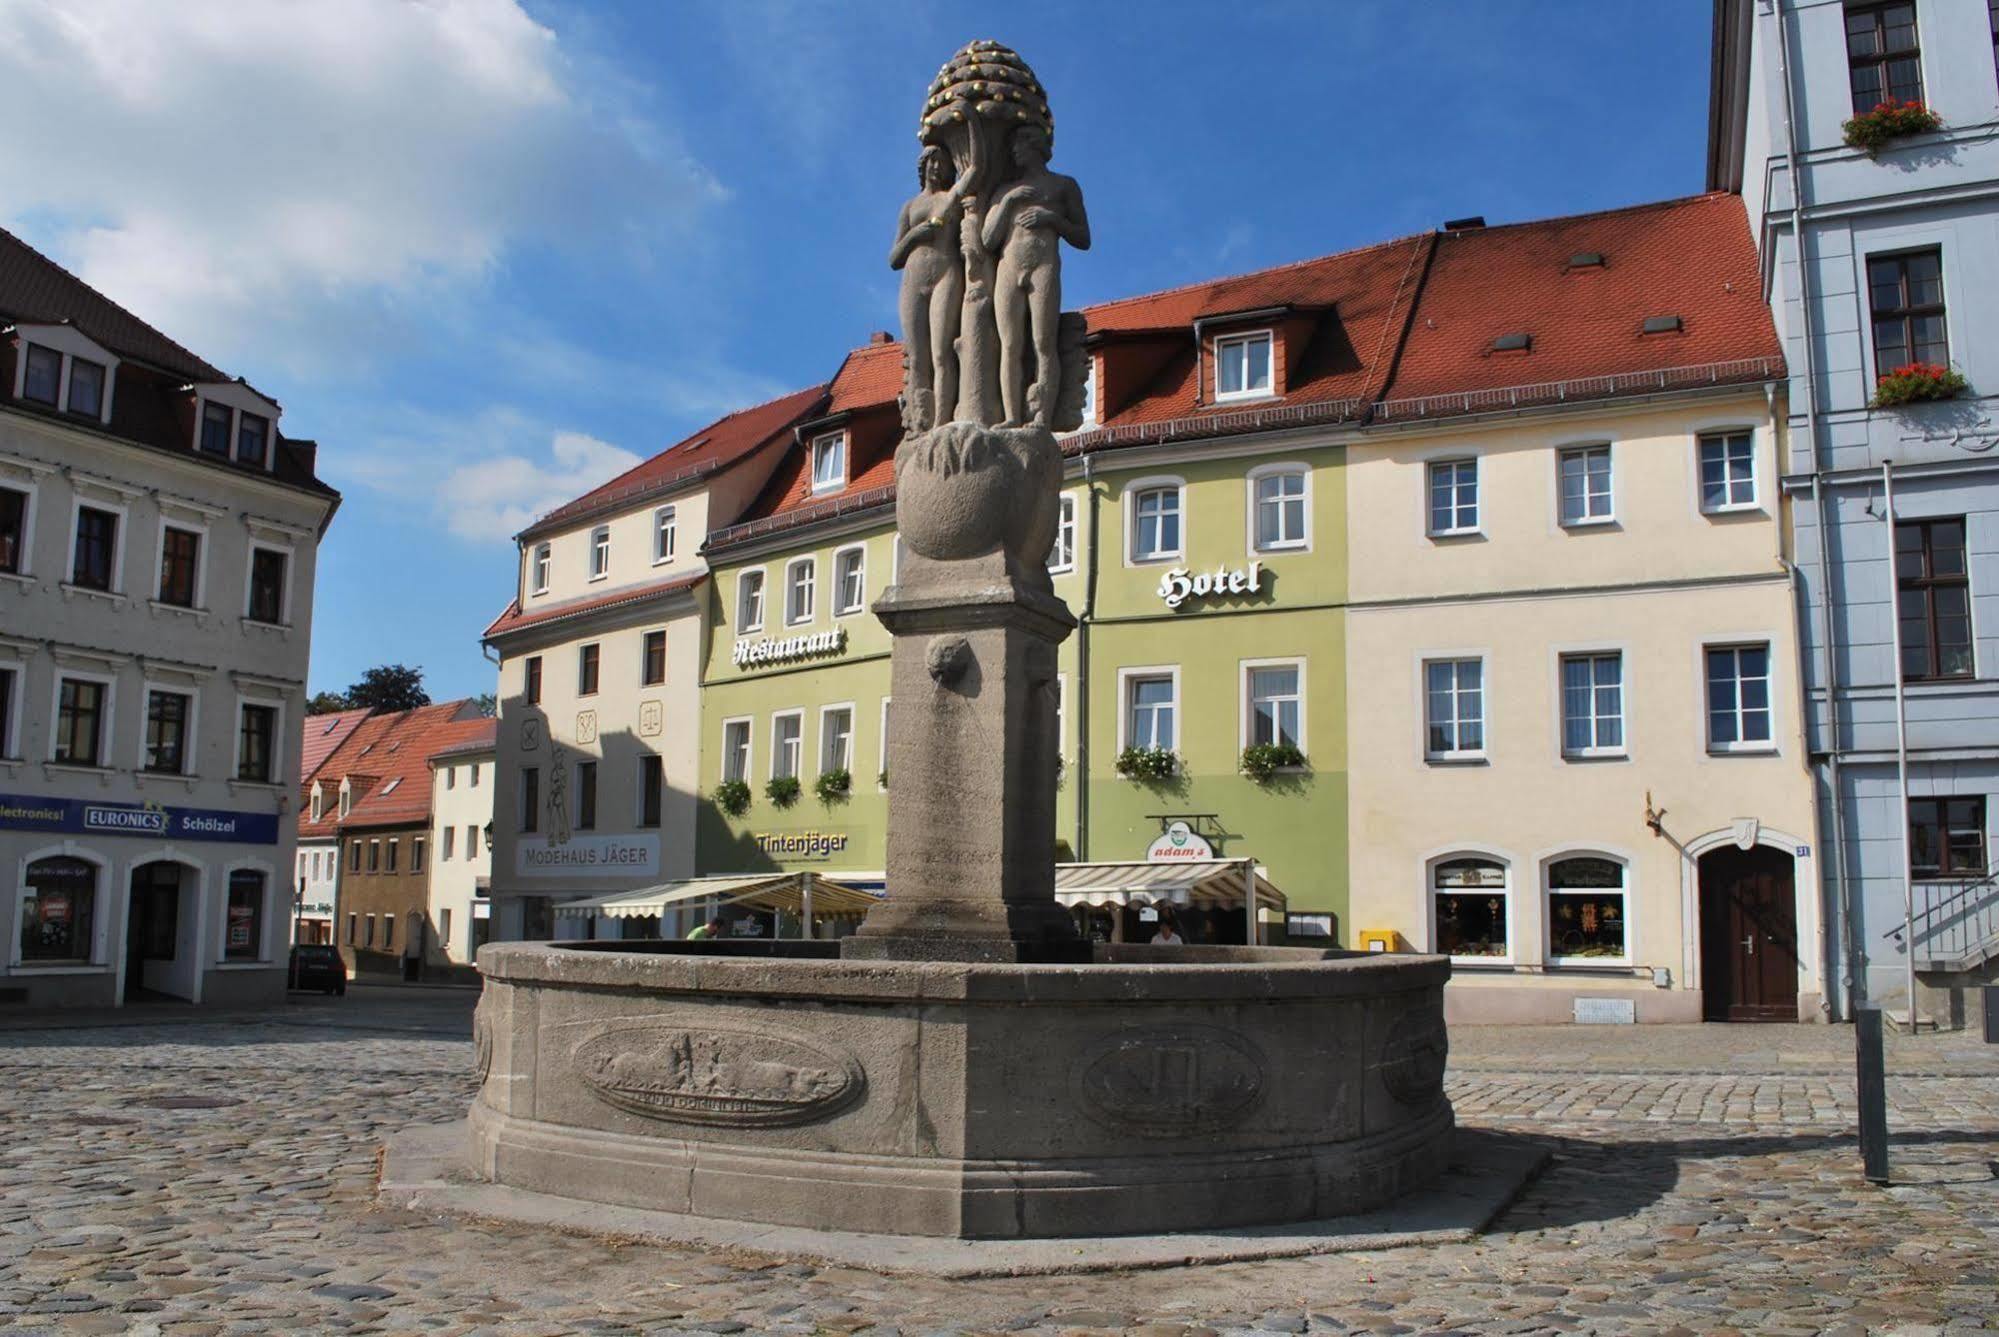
[236,412,269,467]
[1080,358,1098,425]
[67,359,105,418]
[310,784,324,823]
[1215,331,1273,401]
[200,402,232,455]
[531,542,550,594]
[589,525,610,580]
[338,780,352,818]
[811,432,847,495]
[22,345,61,406]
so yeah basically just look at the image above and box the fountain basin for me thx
[469,942,1452,1239]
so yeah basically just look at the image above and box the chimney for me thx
[869,330,894,345]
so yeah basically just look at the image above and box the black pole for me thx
[1856,1003,1890,1185]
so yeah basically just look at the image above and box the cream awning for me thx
[1053,860,1285,912]
[555,873,876,919]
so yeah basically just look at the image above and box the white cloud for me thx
[0,0,722,374]
[440,429,642,543]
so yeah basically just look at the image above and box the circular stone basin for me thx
[469,942,1453,1240]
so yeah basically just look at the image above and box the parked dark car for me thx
[288,944,347,995]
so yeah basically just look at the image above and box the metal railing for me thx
[1372,357,1786,423]
[1885,871,1999,972]
[1063,396,1369,454]
[707,484,897,550]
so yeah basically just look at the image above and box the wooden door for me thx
[1699,845,1799,1022]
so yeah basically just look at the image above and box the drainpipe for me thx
[1773,0,1857,1017]
[1881,463,1919,1029]
[1076,453,1100,860]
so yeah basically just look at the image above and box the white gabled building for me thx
[0,226,339,1008]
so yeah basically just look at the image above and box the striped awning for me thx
[1053,860,1285,912]
[554,873,876,919]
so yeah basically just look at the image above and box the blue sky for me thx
[0,0,1711,702]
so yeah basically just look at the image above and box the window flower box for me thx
[764,775,800,808]
[1871,362,1968,408]
[1842,100,1943,154]
[1114,746,1178,782]
[714,778,751,817]
[814,768,851,803]
[1239,743,1307,783]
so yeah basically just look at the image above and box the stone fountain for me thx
[465,40,1454,1241]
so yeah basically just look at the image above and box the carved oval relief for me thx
[1378,1005,1448,1106]
[576,1024,864,1128]
[1074,1026,1264,1137]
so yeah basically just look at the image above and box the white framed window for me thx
[819,704,854,775]
[811,432,847,495]
[1129,480,1183,563]
[1048,493,1076,573]
[653,506,676,564]
[1430,854,1511,964]
[1560,652,1624,758]
[1214,330,1274,401]
[339,779,352,818]
[785,557,816,625]
[443,826,456,861]
[1118,666,1180,754]
[1545,854,1630,966]
[141,683,198,776]
[737,568,766,632]
[589,525,610,581]
[1249,463,1309,553]
[11,326,118,426]
[1424,657,1485,761]
[245,541,291,625]
[67,496,127,594]
[309,784,323,823]
[771,710,803,780]
[1427,459,1479,537]
[1558,444,1614,526]
[1242,659,1305,751]
[1706,642,1774,752]
[531,542,550,595]
[1698,431,1757,513]
[1079,356,1098,425]
[51,671,115,767]
[833,545,866,616]
[877,696,892,788]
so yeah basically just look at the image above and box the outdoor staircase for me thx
[1886,872,1999,974]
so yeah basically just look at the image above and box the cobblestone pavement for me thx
[2,989,1996,1335]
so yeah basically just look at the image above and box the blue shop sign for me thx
[0,792,279,845]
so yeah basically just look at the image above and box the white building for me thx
[427,722,495,976]
[294,708,373,946]
[0,226,338,1007]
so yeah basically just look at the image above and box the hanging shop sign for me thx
[0,793,279,845]
[753,830,851,860]
[733,626,847,669]
[1156,560,1264,610]
[515,833,660,878]
[1146,820,1215,863]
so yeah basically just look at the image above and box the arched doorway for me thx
[1698,844,1799,1022]
[126,860,199,1003]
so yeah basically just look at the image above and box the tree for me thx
[345,664,430,712]
[473,692,497,717]
[306,690,350,715]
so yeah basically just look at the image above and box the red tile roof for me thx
[298,708,373,785]
[428,718,497,761]
[295,701,487,837]
[517,383,827,541]
[483,568,707,642]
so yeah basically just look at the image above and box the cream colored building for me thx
[1347,390,1822,1023]
[426,725,494,973]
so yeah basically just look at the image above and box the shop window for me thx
[1546,856,1628,963]
[1706,644,1772,751]
[1424,658,1484,760]
[1910,796,1987,878]
[20,856,96,962]
[1431,856,1509,961]
[1427,459,1479,536]
[1558,445,1613,525]
[224,869,265,960]
[1560,652,1624,757]
[1896,518,1972,681]
[576,760,597,830]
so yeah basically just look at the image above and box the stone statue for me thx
[889,146,973,435]
[982,125,1090,428]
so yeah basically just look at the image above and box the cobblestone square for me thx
[2,988,1995,1335]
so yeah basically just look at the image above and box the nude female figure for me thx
[981,126,1091,428]
[889,145,973,431]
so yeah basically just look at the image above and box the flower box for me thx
[814,768,851,803]
[1239,743,1307,783]
[765,775,801,808]
[1842,99,1943,154]
[714,778,751,817]
[1871,362,1968,408]
[1114,746,1178,782]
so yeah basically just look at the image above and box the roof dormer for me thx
[186,379,282,472]
[7,323,120,428]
